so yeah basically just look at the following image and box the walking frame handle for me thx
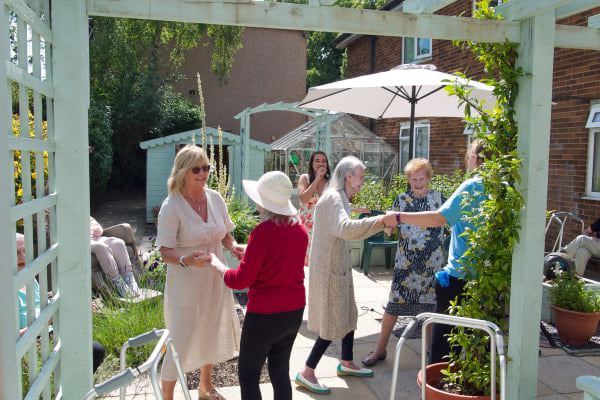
[85,369,135,399]
[389,312,506,400]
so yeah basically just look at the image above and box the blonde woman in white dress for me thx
[157,144,243,400]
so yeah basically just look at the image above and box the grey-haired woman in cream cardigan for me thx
[295,156,386,395]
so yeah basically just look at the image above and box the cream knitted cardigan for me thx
[307,189,385,340]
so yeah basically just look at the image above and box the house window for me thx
[402,37,432,64]
[587,129,600,197]
[399,122,430,171]
[586,104,600,129]
[586,105,600,198]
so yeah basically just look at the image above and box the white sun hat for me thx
[243,171,297,216]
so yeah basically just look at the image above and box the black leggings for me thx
[306,330,354,369]
[93,341,105,373]
[429,276,466,364]
[238,308,304,400]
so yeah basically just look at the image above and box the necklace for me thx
[183,191,206,215]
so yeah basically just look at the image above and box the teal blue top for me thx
[438,176,485,278]
[18,279,40,329]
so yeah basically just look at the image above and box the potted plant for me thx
[550,271,600,345]
[151,205,161,228]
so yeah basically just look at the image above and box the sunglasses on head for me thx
[190,165,211,174]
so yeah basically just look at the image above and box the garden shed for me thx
[268,113,397,186]
[140,127,271,223]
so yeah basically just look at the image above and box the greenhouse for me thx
[267,113,398,186]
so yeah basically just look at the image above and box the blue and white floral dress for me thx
[386,189,446,316]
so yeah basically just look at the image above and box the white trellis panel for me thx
[0,0,92,398]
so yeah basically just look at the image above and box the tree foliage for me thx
[88,18,243,190]
[274,0,387,88]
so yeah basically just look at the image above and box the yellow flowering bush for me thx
[13,111,48,206]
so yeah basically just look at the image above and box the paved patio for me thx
[92,192,600,399]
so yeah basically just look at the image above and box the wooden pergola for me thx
[1,0,599,398]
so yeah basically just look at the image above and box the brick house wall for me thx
[171,28,307,145]
[342,0,600,251]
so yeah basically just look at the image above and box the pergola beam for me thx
[556,0,600,20]
[86,0,521,43]
[496,0,576,21]
[555,23,600,49]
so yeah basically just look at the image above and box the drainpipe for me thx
[369,36,376,132]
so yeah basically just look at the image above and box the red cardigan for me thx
[224,220,308,314]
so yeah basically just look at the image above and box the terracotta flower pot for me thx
[552,305,600,345]
[417,362,493,400]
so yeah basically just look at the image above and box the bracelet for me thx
[396,213,401,224]
[179,255,188,268]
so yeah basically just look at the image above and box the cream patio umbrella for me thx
[297,64,496,160]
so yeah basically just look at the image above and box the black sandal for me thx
[361,350,387,366]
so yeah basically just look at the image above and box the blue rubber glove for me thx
[435,270,450,287]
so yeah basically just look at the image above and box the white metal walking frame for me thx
[389,312,506,400]
[84,329,192,400]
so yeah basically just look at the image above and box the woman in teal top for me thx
[381,139,487,363]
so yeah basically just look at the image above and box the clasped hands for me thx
[230,244,246,260]
[187,251,229,275]
[379,211,400,235]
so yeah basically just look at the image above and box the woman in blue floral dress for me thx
[362,158,446,366]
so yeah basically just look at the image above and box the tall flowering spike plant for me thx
[196,72,207,149]
[196,74,235,205]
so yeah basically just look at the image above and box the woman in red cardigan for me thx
[202,171,308,400]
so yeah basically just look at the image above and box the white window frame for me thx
[585,103,600,199]
[399,121,430,171]
[586,104,600,129]
[586,128,600,199]
[402,37,432,64]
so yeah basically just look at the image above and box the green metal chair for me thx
[359,210,397,275]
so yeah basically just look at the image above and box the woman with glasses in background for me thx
[156,144,243,400]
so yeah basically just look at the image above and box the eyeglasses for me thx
[189,165,211,174]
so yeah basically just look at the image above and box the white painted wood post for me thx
[52,1,93,397]
[508,10,556,400]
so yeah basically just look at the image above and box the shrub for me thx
[228,198,260,244]
[140,238,167,292]
[13,111,48,205]
[351,171,465,213]
[88,98,113,193]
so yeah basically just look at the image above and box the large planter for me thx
[417,362,493,400]
[552,305,600,345]
[542,277,600,323]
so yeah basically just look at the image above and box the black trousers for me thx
[238,308,304,400]
[305,330,354,369]
[93,341,105,373]
[429,276,466,364]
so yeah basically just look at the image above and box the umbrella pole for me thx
[408,86,416,160]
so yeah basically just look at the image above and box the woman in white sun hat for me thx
[203,171,308,400]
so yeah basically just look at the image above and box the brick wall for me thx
[345,1,600,253]
[548,8,600,244]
